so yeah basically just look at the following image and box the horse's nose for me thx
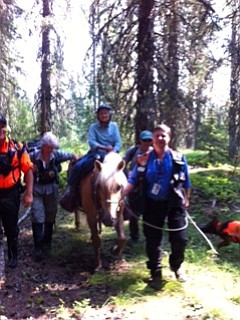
[102,216,117,227]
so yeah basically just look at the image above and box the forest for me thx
[1,1,240,319]
[0,0,239,160]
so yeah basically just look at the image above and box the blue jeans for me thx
[68,150,106,186]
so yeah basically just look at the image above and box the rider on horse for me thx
[61,104,122,212]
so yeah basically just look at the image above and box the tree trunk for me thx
[40,0,52,134]
[228,0,240,160]
[160,0,180,149]
[135,0,155,141]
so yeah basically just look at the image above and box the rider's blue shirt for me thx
[88,121,122,153]
[128,149,191,201]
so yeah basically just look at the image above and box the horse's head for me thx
[95,152,127,227]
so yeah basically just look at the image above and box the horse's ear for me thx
[94,160,102,172]
[117,159,126,171]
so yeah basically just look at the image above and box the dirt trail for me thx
[0,209,240,319]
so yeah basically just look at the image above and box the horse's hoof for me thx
[111,245,122,256]
[95,265,104,272]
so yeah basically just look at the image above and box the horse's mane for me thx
[96,152,127,192]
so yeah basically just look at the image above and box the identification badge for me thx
[151,183,161,195]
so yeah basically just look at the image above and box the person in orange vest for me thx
[0,115,33,268]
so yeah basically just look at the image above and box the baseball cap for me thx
[96,104,111,112]
[139,130,153,141]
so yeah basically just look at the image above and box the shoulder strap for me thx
[128,145,139,162]
[10,139,25,160]
[136,149,151,167]
[169,149,186,184]
[169,149,185,166]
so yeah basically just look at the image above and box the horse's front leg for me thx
[111,213,126,256]
[88,221,102,271]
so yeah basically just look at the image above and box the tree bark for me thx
[40,0,52,134]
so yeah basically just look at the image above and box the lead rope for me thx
[129,208,219,255]
[186,211,218,255]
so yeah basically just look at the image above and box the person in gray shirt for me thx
[29,132,78,261]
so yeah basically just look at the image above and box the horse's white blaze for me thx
[96,152,127,222]
[108,192,121,219]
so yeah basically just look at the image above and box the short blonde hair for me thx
[40,132,59,148]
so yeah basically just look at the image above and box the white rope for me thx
[142,215,189,231]
[130,210,188,231]
[186,211,219,255]
[129,208,219,255]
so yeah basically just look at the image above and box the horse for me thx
[79,151,128,271]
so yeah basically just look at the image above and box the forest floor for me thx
[0,196,240,320]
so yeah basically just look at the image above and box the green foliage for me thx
[190,168,240,202]
[195,118,229,165]
[59,137,88,156]
[185,150,210,167]
[9,98,37,142]
[72,299,91,315]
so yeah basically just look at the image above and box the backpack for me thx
[0,139,25,178]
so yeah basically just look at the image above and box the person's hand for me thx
[184,198,190,208]
[22,191,33,208]
[105,146,114,152]
[72,154,80,163]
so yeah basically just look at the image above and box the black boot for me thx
[43,222,54,251]
[7,238,18,268]
[148,269,162,290]
[32,223,44,262]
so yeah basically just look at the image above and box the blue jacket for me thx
[128,149,191,201]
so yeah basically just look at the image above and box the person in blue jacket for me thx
[122,124,191,290]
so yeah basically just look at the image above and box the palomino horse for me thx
[79,152,128,270]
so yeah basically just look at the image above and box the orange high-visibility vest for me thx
[221,221,240,243]
[0,138,33,189]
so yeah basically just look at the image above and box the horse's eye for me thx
[115,185,121,193]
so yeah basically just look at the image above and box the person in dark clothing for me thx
[122,124,191,290]
[123,130,153,242]
[29,132,78,261]
[0,115,33,268]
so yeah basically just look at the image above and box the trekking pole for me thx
[186,210,219,256]
[18,207,31,226]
